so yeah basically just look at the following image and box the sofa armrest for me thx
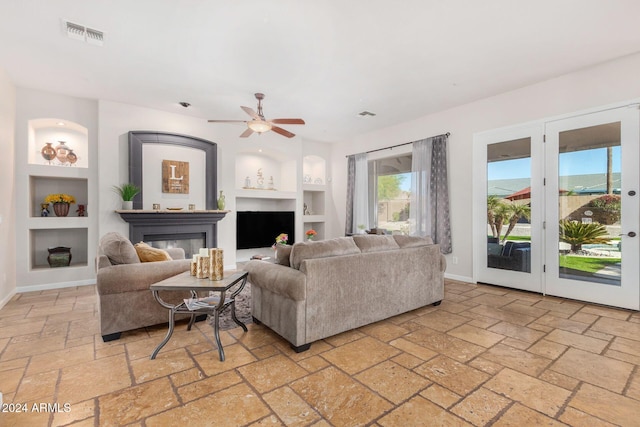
[244,260,307,301]
[166,247,185,260]
[96,259,191,295]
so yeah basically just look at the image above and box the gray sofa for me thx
[244,234,446,352]
[96,232,192,341]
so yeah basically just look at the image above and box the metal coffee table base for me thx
[150,271,248,362]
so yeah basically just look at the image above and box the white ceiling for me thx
[1,0,640,143]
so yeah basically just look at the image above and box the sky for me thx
[488,147,621,181]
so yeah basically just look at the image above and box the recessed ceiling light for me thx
[57,122,65,126]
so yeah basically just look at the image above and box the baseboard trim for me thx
[0,288,17,310]
[16,279,95,293]
[444,273,473,283]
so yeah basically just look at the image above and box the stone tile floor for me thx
[0,279,639,426]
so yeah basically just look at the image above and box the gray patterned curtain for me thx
[345,155,356,235]
[410,134,452,253]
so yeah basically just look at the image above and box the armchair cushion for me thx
[134,242,172,262]
[353,235,399,253]
[99,232,140,265]
[290,237,360,270]
[274,244,292,266]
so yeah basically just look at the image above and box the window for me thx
[368,154,412,234]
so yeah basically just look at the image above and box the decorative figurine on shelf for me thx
[244,176,251,188]
[268,176,275,190]
[76,204,86,217]
[66,149,78,166]
[41,203,50,217]
[256,168,264,188]
[303,203,311,215]
[217,190,225,210]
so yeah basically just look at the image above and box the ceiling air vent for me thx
[358,111,376,117]
[63,20,104,46]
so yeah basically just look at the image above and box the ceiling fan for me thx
[208,93,305,138]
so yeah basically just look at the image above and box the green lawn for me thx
[559,256,621,274]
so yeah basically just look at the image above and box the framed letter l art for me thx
[162,159,190,194]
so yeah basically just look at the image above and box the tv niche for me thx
[237,211,295,249]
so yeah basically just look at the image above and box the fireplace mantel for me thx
[116,210,229,249]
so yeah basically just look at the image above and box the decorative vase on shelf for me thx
[41,142,56,163]
[52,202,70,217]
[217,190,225,210]
[55,141,69,164]
[47,247,72,268]
[66,149,78,165]
[122,200,133,210]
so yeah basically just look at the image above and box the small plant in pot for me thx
[113,183,140,210]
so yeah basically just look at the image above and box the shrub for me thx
[559,220,609,252]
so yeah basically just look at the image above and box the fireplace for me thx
[117,211,227,259]
[237,211,295,249]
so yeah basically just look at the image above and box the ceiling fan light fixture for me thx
[248,120,272,133]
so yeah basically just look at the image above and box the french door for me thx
[474,105,640,310]
[544,107,639,310]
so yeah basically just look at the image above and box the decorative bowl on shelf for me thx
[166,207,183,211]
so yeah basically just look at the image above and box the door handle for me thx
[620,231,637,237]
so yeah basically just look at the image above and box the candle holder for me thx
[209,248,224,281]
[196,256,209,279]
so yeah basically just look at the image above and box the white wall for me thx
[0,69,16,306]
[329,52,640,282]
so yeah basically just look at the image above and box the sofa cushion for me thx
[99,232,140,265]
[290,237,361,270]
[274,244,292,266]
[134,242,172,262]
[393,235,434,248]
[352,235,399,253]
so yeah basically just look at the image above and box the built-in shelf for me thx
[236,189,297,200]
[29,217,90,229]
[302,215,325,223]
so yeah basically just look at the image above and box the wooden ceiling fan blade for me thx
[241,106,260,119]
[271,126,295,138]
[208,119,247,123]
[271,118,305,125]
[239,128,254,138]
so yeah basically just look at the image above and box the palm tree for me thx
[559,220,609,252]
[501,203,531,242]
[487,196,510,238]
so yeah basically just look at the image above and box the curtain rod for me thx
[346,132,450,158]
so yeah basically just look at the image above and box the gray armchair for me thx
[95,232,193,341]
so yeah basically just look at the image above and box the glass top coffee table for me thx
[150,270,248,362]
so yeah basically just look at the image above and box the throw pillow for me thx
[134,242,172,262]
[353,234,399,253]
[274,244,292,267]
[99,232,141,265]
[393,235,434,248]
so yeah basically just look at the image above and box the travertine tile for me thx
[569,383,640,426]
[178,370,243,403]
[468,305,535,326]
[404,329,485,363]
[526,339,567,360]
[560,407,617,427]
[296,355,329,372]
[320,336,399,375]
[420,384,462,409]
[579,305,631,320]
[391,352,423,369]
[388,337,437,362]
[411,310,469,332]
[532,300,583,315]
[500,301,548,317]
[98,377,179,425]
[14,369,59,402]
[146,383,271,426]
[130,347,196,383]
[26,342,94,375]
[355,360,429,404]
[590,316,640,341]
[451,387,511,426]
[624,370,640,401]
[359,322,408,342]
[238,354,308,393]
[484,368,570,417]
[467,357,504,376]
[51,399,95,426]
[290,367,393,426]
[415,355,490,396]
[493,403,567,426]
[263,386,321,427]
[447,324,505,347]
[550,348,633,393]
[544,329,609,353]
[0,367,27,394]
[58,354,132,403]
[481,343,552,377]
[539,369,580,391]
[193,344,257,377]
[534,314,589,333]
[170,367,204,388]
[378,396,471,426]
[489,322,546,344]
